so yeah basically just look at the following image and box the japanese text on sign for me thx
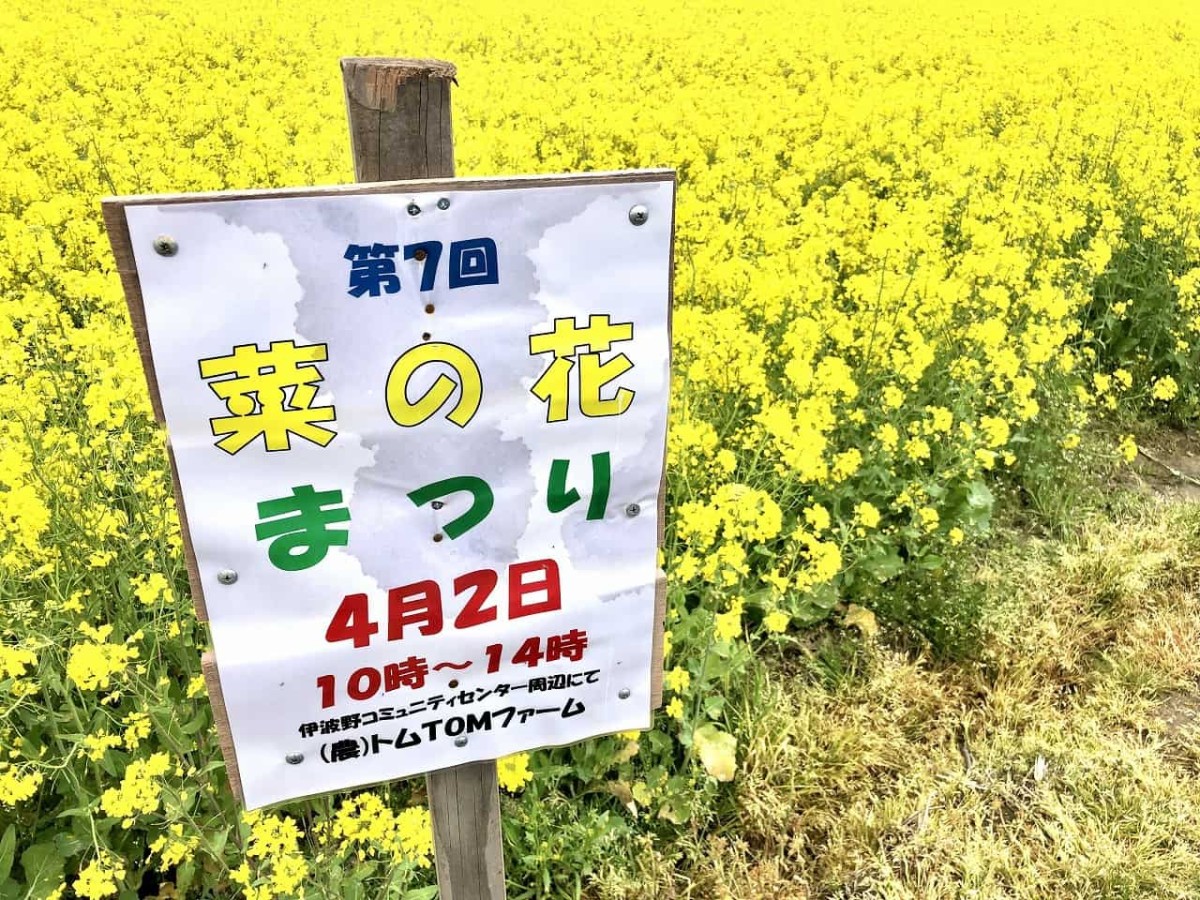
[119,173,674,808]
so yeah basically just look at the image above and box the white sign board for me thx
[113,171,674,808]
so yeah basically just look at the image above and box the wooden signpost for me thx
[102,57,672,900]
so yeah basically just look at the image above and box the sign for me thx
[109,171,675,808]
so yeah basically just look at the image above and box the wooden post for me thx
[341,57,456,182]
[340,57,507,900]
[425,761,506,899]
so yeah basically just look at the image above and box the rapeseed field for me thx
[4,0,1200,896]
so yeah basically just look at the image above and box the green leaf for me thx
[741,585,774,606]
[155,708,186,748]
[176,860,196,895]
[966,480,994,511]
[0,825,15,884]
[703,653,731,678]
[808,583,839,610]
[961,480,995,533]
[181,710,210,734]
[97,752,119,777]
[859,546,905,581]
[792,583,841,625]
[54,832,88,859]
[20,842,64,900]
[401,886,439,900]
[646,731,673,755]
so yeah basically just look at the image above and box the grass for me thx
[590,487,1200,899]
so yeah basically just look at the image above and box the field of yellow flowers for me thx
[4,0,1200,896]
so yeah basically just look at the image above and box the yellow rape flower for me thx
[1151,375,1179,401]
[0,644,36,679]
[830,448,862,481]
[66,641,138,692]
[497,753,534,793]
[74,853,126,900]
[328,793,433,866]
[875,422,899,451]
[132,572,174,606]
[1118,434,1138,462]
[186,674,207,698]
[82,733,122,761]
[149,825,200,871]
[100,752,171,827]
[979,416,1011,448]
[903,437,931,461]
[713,597,744,642]
[664,667,691,693]
[0,763,43,806]
[855,502,881,529]
[803,504,831,532]
[238,810,311,897]
[122,711,152,749]
[925,406,953,433]
[763,610,790,633]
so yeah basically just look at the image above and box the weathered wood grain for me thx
[427,762,507,900]
[201,651,246,805]
[650,571,668,710]
[342,57,456,182]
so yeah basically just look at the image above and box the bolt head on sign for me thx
[109,171,675,808]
